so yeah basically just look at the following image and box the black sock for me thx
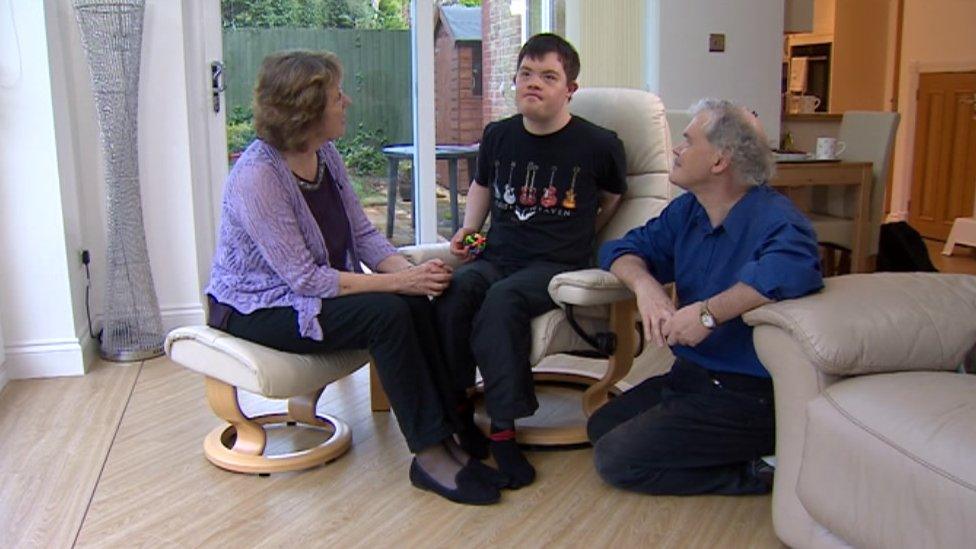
[488,421,535,489]
[489,419,515,433]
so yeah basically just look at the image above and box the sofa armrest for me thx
[398,243,462,268]
[548,269,634,307]
[744,273,976,376]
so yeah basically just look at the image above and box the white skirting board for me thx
[1,303,204,380]
[160,304,206,333]
[3,338,86,379]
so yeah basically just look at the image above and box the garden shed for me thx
[434,5,483,190]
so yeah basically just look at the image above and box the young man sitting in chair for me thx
[590,99,823,495]
[435,33,627,488]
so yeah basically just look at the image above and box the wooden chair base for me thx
[202,377,352,474]
[473,369,623,447]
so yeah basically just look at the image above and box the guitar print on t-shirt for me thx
[519,161,539,207]
[492,160,502,200]
[540,165,558,208]
[506,162,582,223]
[562,166,579,210]
[503,161,517,205]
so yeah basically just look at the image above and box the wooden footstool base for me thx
[201,377,352,474]
[165,326,370,476]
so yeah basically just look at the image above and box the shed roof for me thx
[440,5,481,42]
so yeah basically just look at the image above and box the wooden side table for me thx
[771,161,873,272]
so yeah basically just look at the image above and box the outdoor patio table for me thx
[381,144,480,238]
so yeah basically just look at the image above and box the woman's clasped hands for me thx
[397,259,454,297]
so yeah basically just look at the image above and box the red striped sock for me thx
[488,429,516,442]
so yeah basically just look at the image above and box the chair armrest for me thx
[744,273,976,376]
[398,243,462,268]
[548,268,634,307]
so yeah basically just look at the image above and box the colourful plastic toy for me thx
[462,232,487,256]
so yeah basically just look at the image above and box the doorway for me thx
[908,71,976,240]
[185,0,442,251]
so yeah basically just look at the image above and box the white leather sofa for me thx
[744,273,976,548]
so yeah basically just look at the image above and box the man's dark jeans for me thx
[587,358,775,495]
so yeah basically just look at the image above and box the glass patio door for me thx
[201,0,442,246]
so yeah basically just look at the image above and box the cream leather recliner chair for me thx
[743,272,976,548]
[397,87,676,445]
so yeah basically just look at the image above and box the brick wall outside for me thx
[482,0,521,124]
[434,19,484,190]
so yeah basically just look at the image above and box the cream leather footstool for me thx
[164,325,370,475]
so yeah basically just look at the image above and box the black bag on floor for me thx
[876,221,938,272]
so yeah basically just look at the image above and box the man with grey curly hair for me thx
[586,99,824,496]
[687,98,774,186]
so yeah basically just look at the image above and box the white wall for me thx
[889,0,976,218]
[0,309,6,391]
[646,0,785,143]
[0,0,207,379]
[134,1,207,329]
[0,0,86,378]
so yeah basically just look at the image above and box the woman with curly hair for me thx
[206,50,503,505]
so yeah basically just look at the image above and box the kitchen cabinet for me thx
[785,0,814,33]
[784,0,894,113]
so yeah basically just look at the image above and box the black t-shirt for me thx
[474,114,626,268]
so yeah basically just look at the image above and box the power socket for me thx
[709,33,726,53]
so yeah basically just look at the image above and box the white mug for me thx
[798,95,821,113]
[815,137,846,160]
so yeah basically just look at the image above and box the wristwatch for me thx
[699,300,717,329]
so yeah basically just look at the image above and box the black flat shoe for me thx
[409,458,501,505]
[464,458,510,489]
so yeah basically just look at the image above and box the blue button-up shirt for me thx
[599,184,823,377]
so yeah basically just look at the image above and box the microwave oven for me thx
[788,43,831,112]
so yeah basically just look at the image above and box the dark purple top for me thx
[297,152,351,271]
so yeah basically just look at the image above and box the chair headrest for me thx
[569,87,670,176]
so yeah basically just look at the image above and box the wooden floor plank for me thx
[0,360,141,548]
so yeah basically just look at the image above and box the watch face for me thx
[700,310,716,329]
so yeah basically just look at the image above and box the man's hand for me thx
[449,227,477,262]
[396,259,454,296]
[662,301,711,347]
[634,281,676,348]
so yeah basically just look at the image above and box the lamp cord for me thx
[83,256,102,343]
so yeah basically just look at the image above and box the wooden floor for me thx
[1,356,779,548]
[927,238,976,275]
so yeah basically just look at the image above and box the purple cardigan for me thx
[206,139,397,340]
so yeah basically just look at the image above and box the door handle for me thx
[211,61,226,113]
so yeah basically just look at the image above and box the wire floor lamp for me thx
[74,0,164,361]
